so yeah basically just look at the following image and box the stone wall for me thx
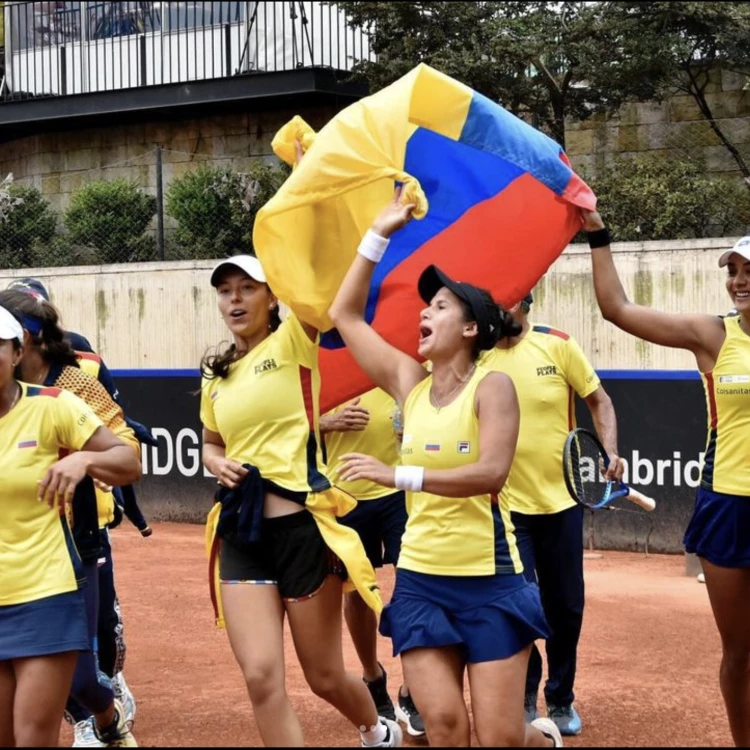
[567,68,750,179]
[0,104,339,217]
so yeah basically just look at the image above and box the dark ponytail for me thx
[459,287,522,359]
[201,300,282,381]
[0,290,79,367]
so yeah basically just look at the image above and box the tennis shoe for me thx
[361,718,403,748]
[92,700,138,748]
[547,704,582,736]
[72,717,104,748]
[363,663,396,722]
[531,717,564,747]
[395,690,425,736]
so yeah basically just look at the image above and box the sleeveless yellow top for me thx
[398,366,523,576]
[701,316,750,496]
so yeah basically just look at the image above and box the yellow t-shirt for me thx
[482,325,600,515]
[51,364,139,527]
[0,384,103,606]
[701,316,750,496]
[200,314,330,493]
[398,366,523,577]
[323,387,400,500]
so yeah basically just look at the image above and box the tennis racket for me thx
[563,428,656,512]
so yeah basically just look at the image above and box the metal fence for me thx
[1,1,373,100]
[0,144,295,269]
[2,111,750,270]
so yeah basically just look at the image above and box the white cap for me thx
[0,305,23,342]
[210,255,266,286]
[718,237,750,268]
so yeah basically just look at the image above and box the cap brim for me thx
[0,307,24,342]
[418,265,465,305]
[210,256,266,286]
[719,248,750,268]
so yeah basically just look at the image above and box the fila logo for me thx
[536,365,557,377]
[254,359,278,374]
[457,441,471,454]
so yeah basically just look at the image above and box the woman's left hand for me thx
[337,453,396,488]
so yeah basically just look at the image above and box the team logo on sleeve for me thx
[457,441,471,454]
[18,439,38,450]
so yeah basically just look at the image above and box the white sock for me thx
[361,719,388,746]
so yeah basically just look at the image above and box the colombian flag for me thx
[254,64,596,413]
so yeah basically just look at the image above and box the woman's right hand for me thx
[371,186,417,239]
[211,458,249,490]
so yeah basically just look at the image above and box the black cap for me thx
[418,265,495,349]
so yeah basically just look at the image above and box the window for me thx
[10,1,83,51]
[88,2,161,41]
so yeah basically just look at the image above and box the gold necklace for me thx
[430,364,476,413]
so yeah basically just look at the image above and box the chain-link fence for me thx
[567,89,750,242]
[0,145,291,269]
[1,83,749,270]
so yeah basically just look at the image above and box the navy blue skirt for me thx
[380,568,549,664]
[0,589,89,661]
[684,487,750,568]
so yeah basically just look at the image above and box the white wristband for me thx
[395,466,424,492]
[357,230,390,264]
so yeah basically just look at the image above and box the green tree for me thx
[338,1,667,146]
[0,178,57,269]
[610,2,750,187]
[587,154,750,241]
[63,179,157,264]
[165,161,290,259]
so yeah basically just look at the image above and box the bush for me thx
[166,161,290,259]
[587,155,750,241]
[63,179,157,264]
[0,179,57,269]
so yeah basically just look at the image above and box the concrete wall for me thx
[0,236,735,372]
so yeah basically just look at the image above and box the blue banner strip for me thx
[111,368,702,381]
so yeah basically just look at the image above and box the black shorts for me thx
[338,491,407,568]
[219,510,346,601]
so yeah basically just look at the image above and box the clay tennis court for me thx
[63,522,730,748]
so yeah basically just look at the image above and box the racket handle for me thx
[626,487,656,512]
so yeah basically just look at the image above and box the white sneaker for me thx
[72,717,104,748]
[112,672,136,728]
[92,700,138,748]
[362,718,403,748]
[531,717,564,747]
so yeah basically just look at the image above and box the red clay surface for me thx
[61,523,731,747]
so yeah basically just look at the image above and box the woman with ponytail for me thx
[329,189,560,748]
[200,252,401,749]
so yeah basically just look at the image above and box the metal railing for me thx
[0,1,373,101]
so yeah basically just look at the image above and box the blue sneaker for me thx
[547,704,582,736]
[524,692,538,723]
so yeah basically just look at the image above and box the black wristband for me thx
[587,227,611,249]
